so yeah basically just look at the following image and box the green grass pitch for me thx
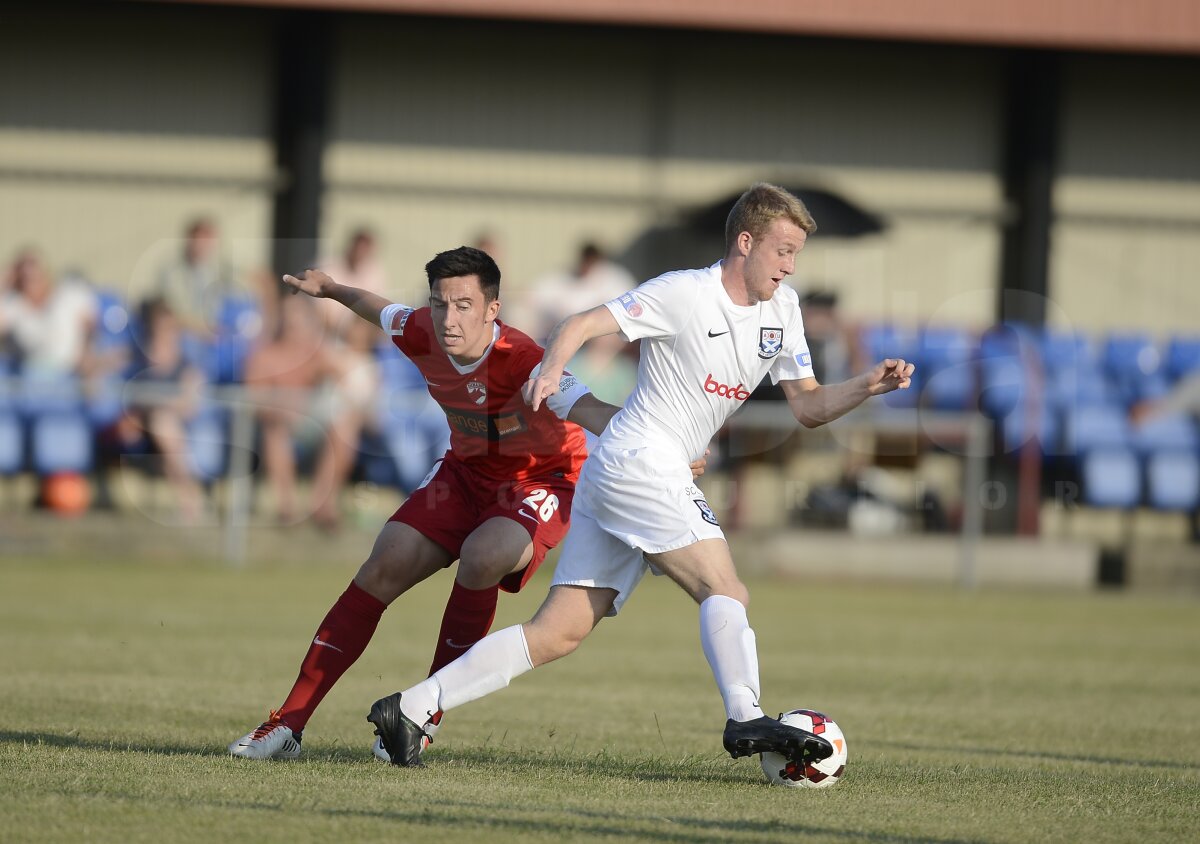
[2,552,1198,843]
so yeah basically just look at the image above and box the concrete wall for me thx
[326,20,1006,324]
[1,4,1196,338]
[1052,53,1200,336]
[0,4,274,295]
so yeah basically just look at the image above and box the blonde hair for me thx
[724,183,817,251]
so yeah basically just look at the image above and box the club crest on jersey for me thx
[617,292,643,318]
[758,327,783,359]
[694,499,720,526]
[467,380,487,405]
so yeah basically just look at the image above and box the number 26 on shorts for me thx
[521,489,560,522]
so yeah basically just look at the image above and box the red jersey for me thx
[389,308,588,483]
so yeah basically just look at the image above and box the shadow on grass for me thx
[1,730,218,758]
[876,740,1200,772]
[1,729,751,787]
[4,730,997,843]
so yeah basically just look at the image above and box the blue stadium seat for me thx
[94,289,133,353]
[0,357,15,411]
[977,325,1045,419]
[1103,333,1167,405]
[1040,329,1095,376]
[979,357,1027,419]
[1145,451,1200,511]
[212,297,263,384]
[180,333,219,383]
[19,374,84,418]
[1102,333,1162,374]
[377,350,428,391]
[31,412,93,474]
[1001,405,1061,456]
[1047,367,1120,412]
[1131,413,1199,455]
[1165,336,1200,382]
[186,406,228,481]
[86,376,126,430]
[0,410,24,475]
[922,364,975,410]
[1064,404,1132,455]
[861,325,921,409]
[1080,448,1141,508]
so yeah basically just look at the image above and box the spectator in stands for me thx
[0,247,97,377]
[797,289,862,385]
[153,217,238,335]
[318,227,388,342]
[523,241,635,343]
[564,332,636,408]
[313,313,380,529]
[114,298,208,524]
[472,230,505,270]
[245,293,373,530]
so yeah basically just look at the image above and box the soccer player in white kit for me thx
[368,183,915,768]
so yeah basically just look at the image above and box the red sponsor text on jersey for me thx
[390,309,587,483]
[703,373,751,401]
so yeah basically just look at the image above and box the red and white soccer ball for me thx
[760,709,848,789]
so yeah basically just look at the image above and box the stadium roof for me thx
[163,0,1200,55]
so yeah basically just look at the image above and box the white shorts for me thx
[551,442,725,616]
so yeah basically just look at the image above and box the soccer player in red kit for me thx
[229,246,698,761]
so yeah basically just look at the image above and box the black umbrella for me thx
[686,186,885,239]
[618,185,885,281]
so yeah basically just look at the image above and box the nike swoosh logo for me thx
[445,638,473,649]
[517,509,539,523]
[707,329,729,338]
[425,378,441,387]
[312,636,344,653]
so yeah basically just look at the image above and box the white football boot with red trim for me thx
[229,710,302,760]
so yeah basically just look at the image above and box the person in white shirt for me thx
[1,249,97,377]
[368,183,915,769]
[523,241,636,344]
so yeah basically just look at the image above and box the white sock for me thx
[699,595,765,723]
[400,625,534,725]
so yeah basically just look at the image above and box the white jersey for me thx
[601,261,815,462]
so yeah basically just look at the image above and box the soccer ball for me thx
[760,709,848,789]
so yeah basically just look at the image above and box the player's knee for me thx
[458,538,520,589]
[524,617,589,665]
[354,554,409,604]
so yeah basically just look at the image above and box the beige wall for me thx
[326,20,1006,327]
[0,4,274,295]
[1052,54,1200,336]
[1,5,1196,340]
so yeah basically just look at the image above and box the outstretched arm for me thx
[565,393,621,437]
[281,269,396,330]
[781,358,915,428]
[524,305,623,411]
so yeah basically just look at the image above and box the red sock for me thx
[278,581,386,732]
[427,580,500,676]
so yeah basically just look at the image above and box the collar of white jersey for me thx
[447,321,501,375]
[712,259,759,312]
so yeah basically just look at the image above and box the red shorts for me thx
[389,453,576,593]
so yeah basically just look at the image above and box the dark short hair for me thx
[424,246,501,302]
